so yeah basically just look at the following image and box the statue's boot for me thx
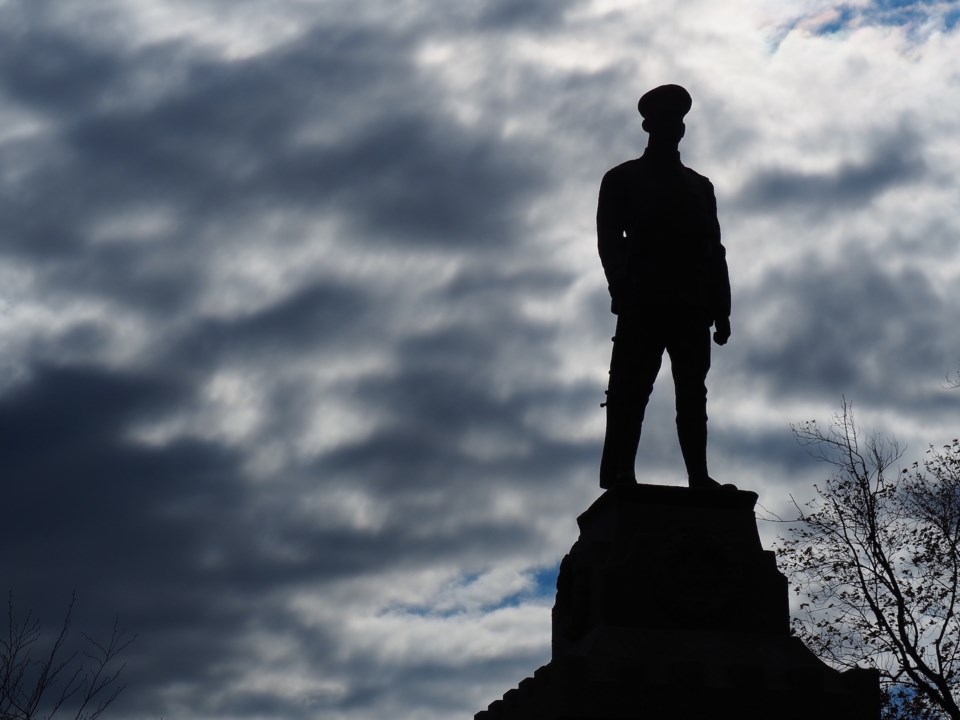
[599,396,642,489]
[679,421,736,491]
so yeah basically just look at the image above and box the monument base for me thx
[475,484,880,720]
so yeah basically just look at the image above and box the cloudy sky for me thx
[1,0,958,718]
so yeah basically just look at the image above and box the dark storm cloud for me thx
[312,112,544,247]
[323,312,599,490]
[0,0,563,544]
[166,279,372,370]
[0,363,251,709]
[477,0,585,29]
[734,129,926,213]
[0,13,548,325]
[0,12,539,251]
[0,22,125,114]
[0,362,186,475]
[443,265,575,299]
[0,360,547,580]
[319,655,552,720]
[734,247,955,412]
[712,423,819,476]
[42,242,207,315]
[0,258,583,717]
[311,262,602,530]
[0,360,548,718]
[321,390,597,493]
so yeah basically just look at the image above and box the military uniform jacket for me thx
[597,150,731,321]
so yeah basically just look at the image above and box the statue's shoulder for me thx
[681,164,715,191]
[602,158,642,184]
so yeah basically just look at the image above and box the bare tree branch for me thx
[0,593,133,720]
[779,407,960,720]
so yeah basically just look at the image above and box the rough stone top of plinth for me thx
[577,483,762,549]
[580,483,757,523]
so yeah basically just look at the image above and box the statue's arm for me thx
[706,181,732,343]
[597,170,628,312]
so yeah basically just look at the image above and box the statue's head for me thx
[638,84,691,144]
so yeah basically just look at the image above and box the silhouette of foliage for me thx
[778,400,960,720]
[0,593,133,720]
[882,684,949,720]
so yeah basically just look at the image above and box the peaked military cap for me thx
[637,84,692,122]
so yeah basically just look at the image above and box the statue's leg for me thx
[668,319,712,483]
[599,315,664,489]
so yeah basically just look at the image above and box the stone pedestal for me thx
[474,484,880,720]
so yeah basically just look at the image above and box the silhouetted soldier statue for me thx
[597,84,732,491]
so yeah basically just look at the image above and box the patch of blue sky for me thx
[816,5,858,34]
[870,1,956,26]
[479,564,559,612]
[874,0,946,9]
[812,1,960,34]
[383,603,470,620]
[383,564,560,618]
[763,0,959,50]
[531,564,560,598]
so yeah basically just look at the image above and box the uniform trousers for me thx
[599,309,711,488]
